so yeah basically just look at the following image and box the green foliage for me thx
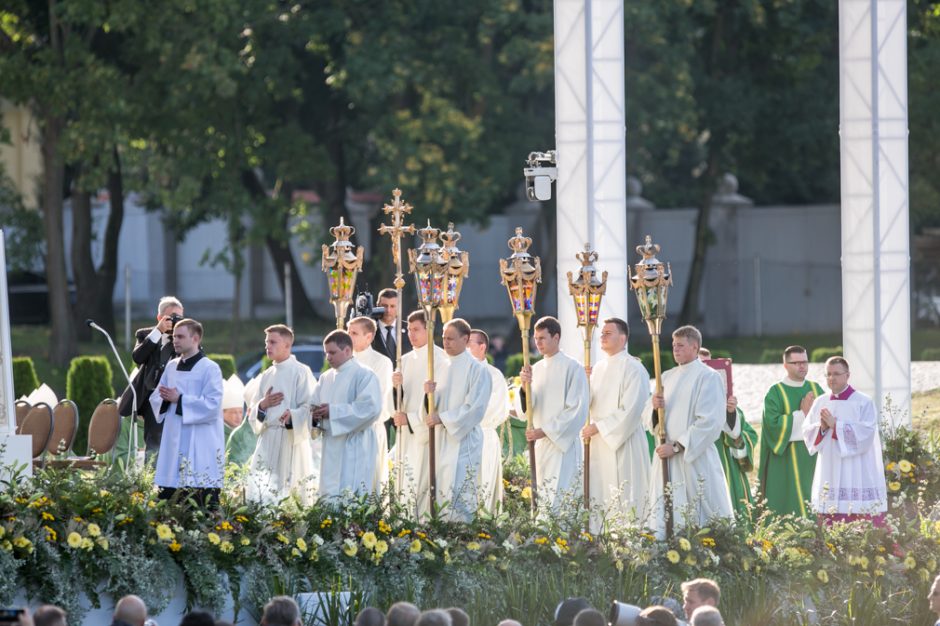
[0,173,44,272]
[208,354,236,379]
[12,356,40,397]
[638,351,677,377]
[503,353,542,378]
[759,348,782,364]
[810,346,843,363]
[65,356,115,455]
[920,347,940,361]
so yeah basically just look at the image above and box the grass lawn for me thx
[912,388,940,433]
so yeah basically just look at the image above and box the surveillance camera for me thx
[523,150,557,202]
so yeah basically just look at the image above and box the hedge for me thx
[638,351,676,377]
[759,348,783,363]
[12,356,40,397]
[921,347,940,361]
[66,356,115,455]
[503,352,542,378]
[208,353,236,379]
[810,346,843,363]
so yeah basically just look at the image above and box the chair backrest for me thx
[87,399,121,456]
[19,403,54,458]
[14,400,31,428]
[48,399,80,455]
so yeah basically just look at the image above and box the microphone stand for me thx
[86,319,138,469]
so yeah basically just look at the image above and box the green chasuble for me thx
[716,408,757,522]
[225,418,257,466]
[758,379,824,518]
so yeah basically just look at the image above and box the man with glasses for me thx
[758,345,824,518]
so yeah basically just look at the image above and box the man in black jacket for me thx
[118,296,184,454]
[370,288,411,363]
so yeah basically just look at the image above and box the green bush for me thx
[12,356,40,397]
[759,348,783,364]
[811,346,843,363]
[920,347,940,361]
[208,353,236,379]
[638,351,676,377]
[66,356,115,455]
[706,348,732,359]
[503,352,542,377]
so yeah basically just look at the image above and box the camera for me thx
[354,291,385,321]
[524,150,557,202]
[169,313,184,326]
[0,609,25,625]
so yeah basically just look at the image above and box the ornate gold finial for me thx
[507,226,534,257]
[329,217,355,242]
[635,235,661,260]
[440,222,462,249]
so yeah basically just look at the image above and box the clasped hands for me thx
[260,386,292,424]
[820,408,836,430]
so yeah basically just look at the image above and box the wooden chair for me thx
[17,403,54,459]
[46,399,80,456]
[14,400,31,428]
[46,399,121,469]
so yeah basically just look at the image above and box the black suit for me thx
[118,326,177,452]
[371,320,411,364]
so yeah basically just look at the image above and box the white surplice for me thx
[150,353,225,489]
[642,358,733,538]
[514,350,589,512]
[313,359,382,499]
[434,349,491,522]
[588,349,651,527]
[479,359,510,512]
[354,346,394,491]
[802,387,887,515]
[244,355,317,505]
[394,343,450,519]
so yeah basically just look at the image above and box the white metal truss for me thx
[553,0,628,358]
[839,0,911,423]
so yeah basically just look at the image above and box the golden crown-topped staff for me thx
[378,189,416,492]
[499,227,542,515]
[438,223,470,324]
[566,243,607,510]
[408,221,448,518]
[629,235,674,538]
[321,217,364,329]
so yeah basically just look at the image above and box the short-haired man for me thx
[681,578,720,620]
[111,595,148,626]
[468,328,510,512]
[261,596,302,626]
[689,606,724,626]
[119,295,184,455]
[802,356,887,525]
[415,610,451,626]
[245,324,317,505]
[386,602,421,626]
[759,345,824,518]
[372,288,412,363]
[349,316,394,491]
[517,316,590,511]
[424,318,491,521]
[33,606,67,626]
[644,325,733,537]
[580,317,650,527]
[149,319,225,507]
[311,330,383,498]
[391,310,450,518]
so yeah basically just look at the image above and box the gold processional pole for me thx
[378,189,416,492]
[438,223,469,324]
[408,222,448,518]
[566,244,607,510]
[321,217,364,330]
[629,235,674,539]
[499,227,542,516]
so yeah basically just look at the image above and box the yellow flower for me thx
[41,511,55,521]
[921,568,932,583]
[96,537,109,551]
[678,537,691,551]
[874,568,885,577]
[701,537,716,548]
[666,550,680,564]
[817,569,829,583]
[156,524,175,542]
[99,489,111,498]
[888,481,901,492]
[276,533,289,544]
[857,556,869,570]
[67,532,83,549]
[207,532,221,545]
[342,539,358,557]
[378,519,392,534]
[684,555,697,566]
[1,540,11,552]
[235,515,249,523]
[86,523,101,538]
[467,541,481,551]
[375,540,388,556]
[296,538,308,552]
[219,521,233,531]
[0,527,5,539]
[241,538,250,546]
[398,529,412,537]
[291,548,301,558]
[169,541,182,553]
[904,555,917,570]
[361,531,377,549]
[220,541,234,554]
[410,539,422,554]
[80,537,94,551]
[886,461,896,471]
[320,518,333,529]
[898,460,913,473]
[44,526,57,542]
[534,536,548,546]
[520,487,532,500]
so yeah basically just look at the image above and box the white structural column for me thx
[839,0,911,423]
[553,0,628,358]
[0,230,35,480]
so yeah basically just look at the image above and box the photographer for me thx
[118,296,184,455]
[369,288,412,363]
